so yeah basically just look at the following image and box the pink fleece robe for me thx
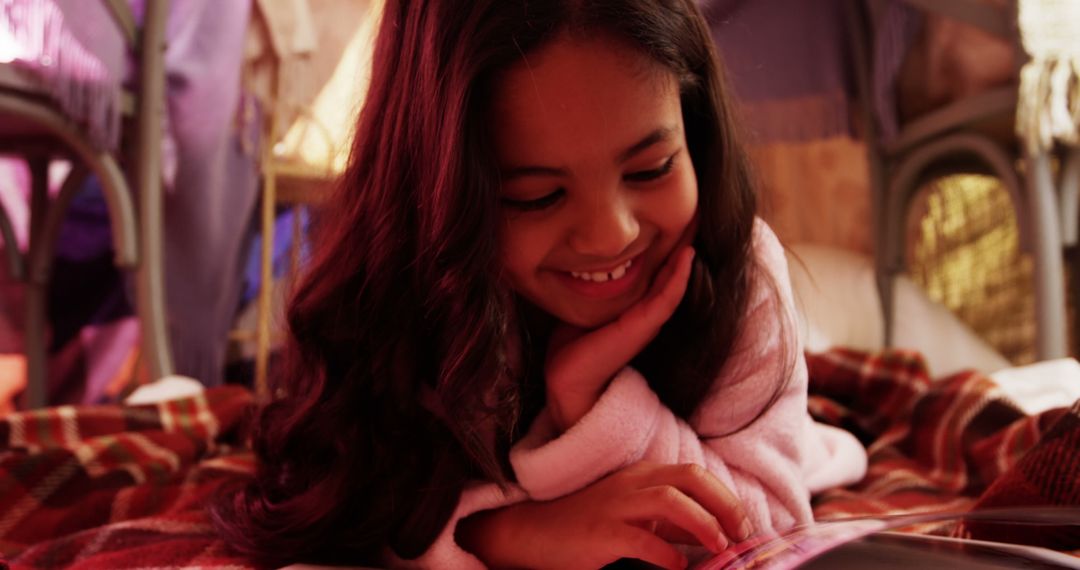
[396,220,868,568]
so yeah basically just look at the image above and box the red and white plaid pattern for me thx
[807,348,1064,520]
[0,386,255,568]
[0,348,1076,567]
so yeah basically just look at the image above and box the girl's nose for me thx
[568,194,640,258]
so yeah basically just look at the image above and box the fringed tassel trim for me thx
[0,0,122,151]
[1018,57,1080,153]
[1016,0,1080,153]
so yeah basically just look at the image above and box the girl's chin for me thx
[553,301,634,330]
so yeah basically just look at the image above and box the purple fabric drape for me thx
[136,0,258,387]
[35,0,258,389]
[700,0,857,142]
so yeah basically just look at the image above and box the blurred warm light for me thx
[277,0,384,174]
[910,174,1035,364]
[0,28,20,63]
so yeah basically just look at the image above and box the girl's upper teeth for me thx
[570,259,632,282]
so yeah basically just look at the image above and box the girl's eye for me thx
[624,154,677,183]
[501,188,565,211]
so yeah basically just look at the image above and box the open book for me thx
[694,507,1080,569]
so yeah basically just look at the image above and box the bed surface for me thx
[0,348,1077,568]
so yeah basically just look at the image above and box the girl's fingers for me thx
[641,217,696,307]
[652,521,701,546]
[554,247,695,382]
[611,246,694,339]
[650,246,694,313]
[543,246,696,429]
[643,244,694,305]
[607,526,689,570]
[640,247,694,328]
[640,463,752,544]
[557,245,694,363]
[621,485,727,552]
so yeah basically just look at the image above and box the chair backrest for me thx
[103,0,137,48]
[846,0,1021,155]
[0,0,174,408]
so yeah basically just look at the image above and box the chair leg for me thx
[1060,148,1080,356]
[1058,148,1080,248]
[130,0,173,381]
[29,166,90,286]
[1025,150,1068,360]
[24,163,90,409]
[844,0,896,346]
[24,157,49,409]
[0,195,23,280]
[255,155,277,399]
[1067,245,1080,357]
[876,184,898,348]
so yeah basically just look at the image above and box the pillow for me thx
[786,243,1011,376]
[989,359,1080,414]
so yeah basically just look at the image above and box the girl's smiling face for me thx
[492,35,698,329]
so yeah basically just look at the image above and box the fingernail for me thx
[738,518,754,541]
[714,531,728,552]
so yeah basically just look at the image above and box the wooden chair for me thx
[846,0,1072,361]
[0,0,173,407]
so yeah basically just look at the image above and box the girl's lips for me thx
[554,255,644,299]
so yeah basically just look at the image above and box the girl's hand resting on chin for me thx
[545,245,696,432]
[457,461,751,570]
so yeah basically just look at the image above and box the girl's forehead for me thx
[489,35,681,164]
[495,34,671,107]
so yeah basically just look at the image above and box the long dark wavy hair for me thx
[213,0,788,566]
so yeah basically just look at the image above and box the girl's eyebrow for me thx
[502,165,568,181]
[618,125,677,163]
[501,125,678,181]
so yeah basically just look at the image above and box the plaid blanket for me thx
[0,348,1077,568]
[807,349,1079,549]
[0,386,257,569]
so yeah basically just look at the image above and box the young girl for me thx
[214,0,867,568]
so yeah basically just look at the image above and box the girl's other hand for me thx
[545,245,695,432]
[457,462,749,570]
